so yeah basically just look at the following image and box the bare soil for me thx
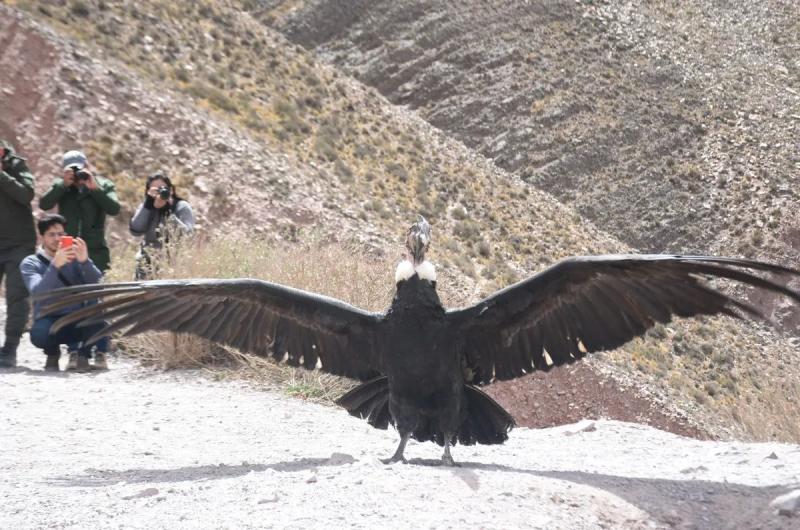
[487,362,709,439]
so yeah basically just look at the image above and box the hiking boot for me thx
[66,351,79,371]
[0,345,17,368]
[45,354,61,372]
[0,353,16,368]
[75,355,91,373]
[0,343,17,368]
[92,352,109,371]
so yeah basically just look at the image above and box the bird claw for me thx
[441,455,459,467]
[381,456,407,465]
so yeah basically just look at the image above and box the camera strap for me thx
[36,253,74,287]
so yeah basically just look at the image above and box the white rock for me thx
[770,489,800,517]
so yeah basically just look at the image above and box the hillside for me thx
[1,1,799,443]
[261,0,800,331]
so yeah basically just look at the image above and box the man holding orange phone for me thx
[19,214,110,372]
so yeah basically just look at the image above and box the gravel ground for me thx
[1,322,799,530]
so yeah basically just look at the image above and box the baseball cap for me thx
[62,150,88,170]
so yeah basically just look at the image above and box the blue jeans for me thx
[30,316,109,357]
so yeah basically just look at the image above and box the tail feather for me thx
[336,378,515,446]
[457,385,515,445]
[336,376,392,429]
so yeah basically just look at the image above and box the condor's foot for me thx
[382,433,410,465]
[440,454,460,467]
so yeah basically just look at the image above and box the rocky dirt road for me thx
[1,324,799,529]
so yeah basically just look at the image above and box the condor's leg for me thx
[382,431,411,464]
[441,435,458,467]
[383,397,417,464]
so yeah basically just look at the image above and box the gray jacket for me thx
[129,200,194,248]
[20,249,103,319]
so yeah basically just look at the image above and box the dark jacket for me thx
[40,175,120,271]
[0,141,36,250]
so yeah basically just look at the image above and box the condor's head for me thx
[406,215,431,265]
[395,215,437,286]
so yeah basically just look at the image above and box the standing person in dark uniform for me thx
[0,140,36,368]
[39,150,120,272]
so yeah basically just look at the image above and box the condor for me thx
[37,217,800,465]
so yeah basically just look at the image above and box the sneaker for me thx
[75,355,91,373]
[66,351,79,371]
[45,354,60,372]
[92,352,109,371]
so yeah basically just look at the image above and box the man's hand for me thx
[62,169,76,188]
[53,246,76,269]
[82,170,98,191]
[73,237,89,263]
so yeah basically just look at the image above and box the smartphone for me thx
[60,236,74,249]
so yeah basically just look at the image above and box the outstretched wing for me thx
[446,255,800,384]
[36,279,385,380]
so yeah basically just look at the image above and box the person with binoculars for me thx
[129,171,194,280]
[39,150,120,272]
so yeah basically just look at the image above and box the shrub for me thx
[185,81,239,114]
[69,1,90,17]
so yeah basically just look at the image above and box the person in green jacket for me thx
[0,140,36,367]
[39,150,120,272]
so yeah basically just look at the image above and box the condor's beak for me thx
[406,215,431,265]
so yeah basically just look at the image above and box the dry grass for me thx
[733,384,800,442]
[105,234,395,403]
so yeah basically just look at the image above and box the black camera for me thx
[71,166,91,182]
[157,186,170,200]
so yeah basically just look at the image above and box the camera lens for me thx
[158,186,170,200]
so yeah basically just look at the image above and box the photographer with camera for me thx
[0,140,36,368]
[129,171,194,280]
[39,150,120,272]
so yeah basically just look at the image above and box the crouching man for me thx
[20,214,109,372]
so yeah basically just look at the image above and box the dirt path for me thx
[1,325,799,529]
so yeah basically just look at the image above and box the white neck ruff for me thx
[395,260,437,283]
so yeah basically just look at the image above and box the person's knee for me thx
[29,319,55,348]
